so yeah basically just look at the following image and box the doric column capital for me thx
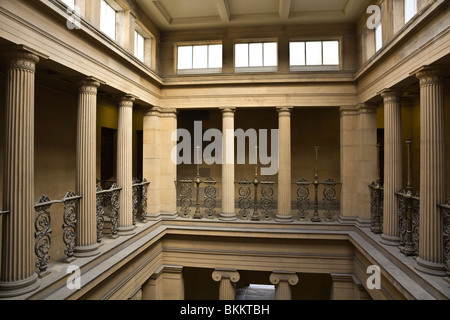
[212,269,240,283]
[379,89,403,103]
[413,66,446,86]
[276,106,293,117]
[269,271,299,286]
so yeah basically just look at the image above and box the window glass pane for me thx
[208,44,223,68]
[404,0,417,23]
[193,45,208,69]
[178,46,193,69]
[235,43,249,67]
[62,0,75,9]
[290,42,305,66]
[263,42,277,67]
[306,41,322,65]
[100,0,116,40]
[323,41,339,65]
[249,43,263,67]
[375,24,383,52]
[135,31,145,62]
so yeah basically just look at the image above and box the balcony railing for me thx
[437,199,450,279]
[32,178,150,278]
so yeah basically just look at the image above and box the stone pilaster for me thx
[380,89,403,246]
[275,107,293,223]
[159,109,178,217]
[357,104,379,226]
[330,274,357,300]
[212,269,240,300]
[143,107,178,219]
[74,77,102,257]
[414,67,447,276]
[339,107,360,221]
[269,271,298,300]
[220,108,237,221]
[0,47,44,297]
[117,94,136,236]
[143,107,162,218]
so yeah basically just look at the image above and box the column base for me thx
[74,243,101,258]
[380,234,401,246]
[219,213,237,221]
[117,225,136,236]
[0,273,40,298]
[414,257,447,277]
[275,214,294,223]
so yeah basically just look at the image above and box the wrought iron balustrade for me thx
[369,182,384,234]
[96,183,121,241]
[396,189,420,256]
[294,178,341,222]
[132,178,151,224]
[438,199,450,279]
[395,140,420,256]
[33,191,82,277]
[176,176,218,219]
[237,176,276,221]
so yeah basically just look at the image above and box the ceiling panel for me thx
[228,0,279,16]
[135,0,372,31]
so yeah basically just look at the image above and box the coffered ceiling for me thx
[136,0,372,31]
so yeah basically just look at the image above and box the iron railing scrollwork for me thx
[369,182,384,234]
[177,177,218,219]
[260,178,275,220]
[179,178,193,217]
[34,196,52,277]
[322,179,339,222]
[96,183,121,240]
[132,178,152,224]
[238,178,252,219]
[295,179,310,221]
[33,191,82,277]
[62,191,79,263]
[395,140,420,256]
[204,177,217,219]
[369,144,383,234]
[438,199,450,279]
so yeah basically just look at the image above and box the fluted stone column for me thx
[74,77,102,257]
[269,271,298,300]
[220,108,236,221]
[414,67,447,276]
[212,269,240,300]
[275,107,293,223]
[380,89,403,246]
[117,95,136,236]
[0,47,44,297]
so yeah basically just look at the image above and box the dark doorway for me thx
[101,127,117,182]
[136,130,143,180]
[377,128,385,184]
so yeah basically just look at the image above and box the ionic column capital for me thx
[212,269,240,283]
[2,45,47,72]
[118,94,137,108]
[75,76,103,95]
[269,271,299,286]
[413,66,446,86]
[160,108,178,118]
[379,89,403,103]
